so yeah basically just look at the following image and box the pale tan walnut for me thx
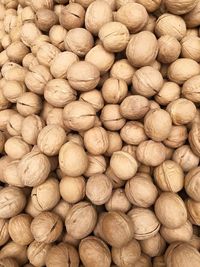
[186,198,200,226]
[136,140,166,167]
[2,80,26,103]
[6,113,23,137]
[84,154,106,177]
[31,177,60,211]
[164,125,188,148]
[183,1,200,28]
[101,211,134,247]
[27,241,52,267]
[79,236,111,267]
[144,109,172,141]
[0,186,26,219]
[59,176,85,204]
[65,201,97,239]
[168,58,200,85]
[132,66,163,98]
[105,188,131,213]
[85,44,115,74]
[120,121,147,146]
[6,41,29,63]
[31,211,63,243]
[85,0,113,35]
[3,160,23,187]
[1,62,27,82]
[99,21,129,53]
[181,36,200,62]
[21,23,41,47]
[50,51,79,79]
[0,156,12,183]
[44,78,77,108]
[102,77,128,104]
[106,131,123,156]
[25,65,52,95]
[21,115,44,145]
[59,141,88,177]
[155,192,187,229]
[86,174,112,205]
[45,242,79,267]
[59,3,85,30]
[164,0,198,15]
[0,241,27,265]
[46,108,67,130]
[63,100,96,131]
[0,218,9,246]
[30,0,54,11]
[37,124,66,156]
[0,109,17,131]
[16,92,42,117]
[36,43,60,67]
[105,167,125,189]
[110,59,136,85]
[0,258,19,267]
[172,145,199,172]
[165,242,200,267]
[182,75,200,102]
[22,53,39,71]
[160,220,193,244]
[100,104,126,131]
[128,208,160,240]
[167,98,197,125]
[8,214,33,245]
[157,35,181,64]
[154,160,184,193]
[126,31,158,68]
[49,25,67,51]
[125,176,158,208]
[189,123,200,157]
[84,126,109,155]
[53,200,71,222]
[18,151,51,187]
[112,239,141,266]
[120,95,150,120]
[79,89,104,112]
[64,28,94,57]
[5,136,31,160]
[140,233,166,258]
[35,8,58,32]
[155,14,186,41]
[67,61,100,92]
[0,85,10,111]
[136,0,161,12]
[155,81,180,106]
[110,151,138,180]
[116,3,148,33]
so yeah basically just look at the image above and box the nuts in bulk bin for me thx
[1,0,200,266]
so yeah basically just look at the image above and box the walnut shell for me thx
[45,242,79,267]
[0,187,26,219]
[31,212,63,243]
[18,151,51,187]
[101,211,134,248]
[128,208,160,240]
[65,202,97,239]
[79,236,111,267]
[155,192,187,229]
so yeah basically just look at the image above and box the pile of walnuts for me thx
[0,0,200,266]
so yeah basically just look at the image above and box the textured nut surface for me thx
[155,192,187,229]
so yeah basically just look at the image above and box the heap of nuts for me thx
[0,0,200,266]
